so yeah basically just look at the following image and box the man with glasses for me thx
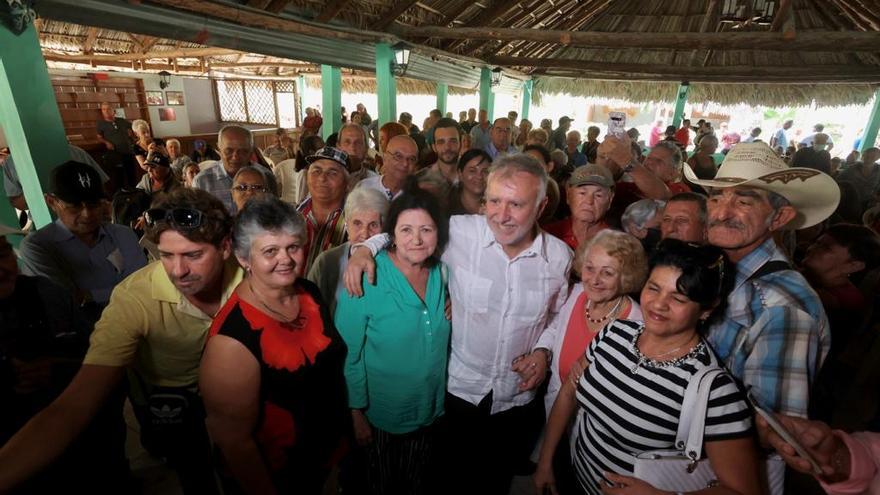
[0,188,239,494]
[356,135,419,200]
[485,117,517,159]
[18,161,145,322]
[297,147,350,273]
[193,124,262,213]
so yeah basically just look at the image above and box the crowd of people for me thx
[1,100,880,495]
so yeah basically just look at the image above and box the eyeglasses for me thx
[232,184,268,193]
[144,208,205,229]
[386,151,418,166]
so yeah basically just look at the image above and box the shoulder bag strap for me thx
[684,368,725,461]
[675,366,723,453]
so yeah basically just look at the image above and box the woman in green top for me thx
[335,188,450,495]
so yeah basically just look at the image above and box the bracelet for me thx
[534,347,553,366]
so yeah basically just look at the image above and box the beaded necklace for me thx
[584,296,624,325]
[629,325,704,374]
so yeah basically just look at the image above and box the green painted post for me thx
[374,43,397,127]
[436,83,448,115]
[480,67,496,122]
[321,65,342,138]
[521,80,533,121]
[671,82,690,129]
[859,89,880,152]
[0,21,66,228]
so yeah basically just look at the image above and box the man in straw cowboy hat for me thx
[684,141,839,420]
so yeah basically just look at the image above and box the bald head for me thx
[384,135,419,182]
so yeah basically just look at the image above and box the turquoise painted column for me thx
[0,20,66,228]
[321,65,342,138]
[375,43,397,127]
[479,67,496,122]
[436,83,448,115]
[671,82,690,129]
[859,89,880,152]
[521,80,533,121]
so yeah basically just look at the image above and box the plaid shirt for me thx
[296,197,347,274]
[707,238,830,418]
[192,161,235,214]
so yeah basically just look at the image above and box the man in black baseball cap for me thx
[17,161,146,315]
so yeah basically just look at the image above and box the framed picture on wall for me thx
[159,108,177,122]
[166,91,184,106]
[145,91,164,106]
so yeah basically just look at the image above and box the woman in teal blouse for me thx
[335,188,450,495]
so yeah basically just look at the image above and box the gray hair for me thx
[488,153,549,204]
[233,196,305,261]
[344,187,390,226]
[414,169,452,203]
[549,149,568,167]
[233,165,278,196]
[166,138,181,149]
[218,124,255,151]
[622,199,666,233]
[652,140,684,171]
[132,119,151,136]
[340,123,368,150]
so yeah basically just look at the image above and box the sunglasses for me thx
[144,208,205,229]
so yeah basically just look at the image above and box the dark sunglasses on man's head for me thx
[144,208,205,229]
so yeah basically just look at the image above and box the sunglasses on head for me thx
[144,208,205,229]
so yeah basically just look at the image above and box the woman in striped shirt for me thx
[535,240,762,495]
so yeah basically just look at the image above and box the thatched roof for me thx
[303,76,475,96]
[34,0,880,106]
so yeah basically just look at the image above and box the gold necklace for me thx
[584,296,624,325]
[247,279,299,323]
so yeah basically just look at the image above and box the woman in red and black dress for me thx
[200,196,349,494]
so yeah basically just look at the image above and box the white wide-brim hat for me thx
[683,142,840,230]
[0,223,24,236]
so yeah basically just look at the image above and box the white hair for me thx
[344,187,390,225]
[218,124,254,151]
[622,199,666,233]
[132,119,151,136]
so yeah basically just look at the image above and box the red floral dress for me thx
[209,279,349,492]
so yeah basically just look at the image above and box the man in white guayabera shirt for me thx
[344,153,572,494]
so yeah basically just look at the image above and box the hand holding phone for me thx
[608,111,627,139]
[750,394,824,475]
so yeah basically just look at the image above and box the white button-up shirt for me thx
[361,214,572,414]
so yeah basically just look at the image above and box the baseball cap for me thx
[50,161,106,204]
[568,164,614,189]
[146,152,170,168]
[559,116,572,124]
[305,147,349,171]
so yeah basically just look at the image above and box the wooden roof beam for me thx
[140,36,160,53]
[489,55,880,79]
[769,0,794,32]
[392,25,880,52]
[265,0,293,14]
[375,0,421,31]
[315,0,352,23]
[469,0,576,58]
[831,0,880,30]
[45,47,241,62]
[536,68,880,83]
[82,27,98,55]
[445,1,523,52]
[519,0,613,59]
[246,0,271,9]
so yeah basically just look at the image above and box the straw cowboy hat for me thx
[0,223,24,236]
[683,142,840,230]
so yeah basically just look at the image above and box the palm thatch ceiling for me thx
[35,0,880,105]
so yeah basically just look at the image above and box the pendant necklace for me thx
[248,279,299,323]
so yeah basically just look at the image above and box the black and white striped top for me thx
[574,319,753,494]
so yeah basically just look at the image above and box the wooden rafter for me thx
[770,0,793,31]
[689,0,719,66]
[831,0,880,30]
[476,0,582,57]
[375,0,421,30]
[445,0,523,52]
[82,26,98,55]
[392,25,880,52]
[265,0,293,14]
[246,0,271,9]
[536,68,880,83]
[517,0,614,59]
[315,0,352,23]
[46,47,240,62]
[488,55,880,81]
[140,36,159,53]
[463,0,545,57]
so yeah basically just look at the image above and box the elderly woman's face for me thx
[347,210,382,244]
[640,265,705,337]
[581,245,623,304]
[392,208,438,266]
[232,171,269,210]
[167,141,180,157]
[246,231,305,287]
[568,184,612,224]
